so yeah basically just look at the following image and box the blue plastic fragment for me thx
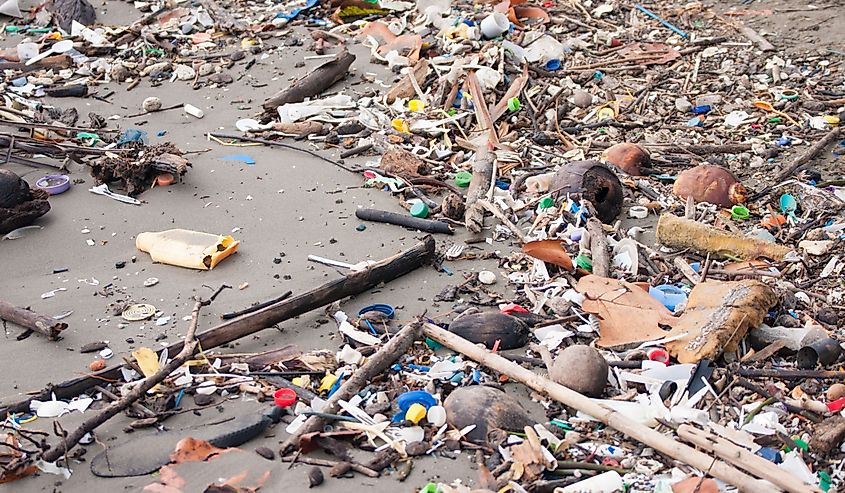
[219,154,256,165]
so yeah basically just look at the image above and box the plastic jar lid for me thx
[274,388,297,408]
[410,201,430,218]
[628,206,648,219]
[455,171,472,188]
[357,303,395,319]
[36,174,70,195]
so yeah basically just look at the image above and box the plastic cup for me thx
[480,12,509,39]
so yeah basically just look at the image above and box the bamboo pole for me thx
[422,323,779,493]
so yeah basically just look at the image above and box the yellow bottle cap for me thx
[409,100,425,112]
[405,403,427,424]
[392,118,410,133]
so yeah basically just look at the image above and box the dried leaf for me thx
[576,275,677,347]
[170,437,228,464]
[522,239,574,270]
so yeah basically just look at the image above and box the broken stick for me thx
[0,299,66,340]
[41,293,216,463]
[0,237,435,415]
[279,322,422,455]
[422,323,778,493]
[585,218,610,277]
[262,50,356,113]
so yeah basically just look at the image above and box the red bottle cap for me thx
[274,388,297,408]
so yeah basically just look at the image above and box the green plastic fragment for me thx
[424,337,443,350]
[575,254,592,271]
[819,471,831,492]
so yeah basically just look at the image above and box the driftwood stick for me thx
[41,297,209,463]
[738,368,845,380]
[751,127,841,200]
[262,50,355,113]
[677,424,821,493]
[736,23,775,51]
[464,139,494,234]
[422,323,777,493]
[0,238,435,416]
[0,300,67,340]
[477,199,526,243]
[585,218,610,277]
[281,455,380,478]
[279,323,422,455]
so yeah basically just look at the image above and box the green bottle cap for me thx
[410,202,429,218]
[455,171,472,188]
[539,197,555,209]
[507,97,521,112]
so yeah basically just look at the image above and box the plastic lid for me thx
[538,197,554,209]
[455,171,472,188]
[410,201,429,218]
[507,97,521,112]
[274,388,297,408]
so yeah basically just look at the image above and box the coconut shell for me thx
[550,161,623,224]
[0,170,51,235]
[443,386,534,446]
[547,345,608,397]
[448,312,530,350]
[673,164,746,208]
[601,143,650,176]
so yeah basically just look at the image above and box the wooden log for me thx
[677,424,822,493]
[262,50,355,113]
[355,208,454,235]
[0,238,435,416]
[477,199,526,243]
[0,300,66,340]
[422,323,778,493]
[737,23,774,51]
[656,214,790,261]
[279,323,422,455]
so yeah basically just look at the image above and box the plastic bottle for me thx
[135,229,240,270]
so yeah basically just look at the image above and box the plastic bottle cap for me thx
[405,403,427,424]
[647,348,670,365]
[628,206,648,219]
[731,205,749,220]
[274,388,297,408]
[538,197,555,209]
[155,173,175,187]
[455,171,472,188]
[409,99,425,112]
[544,59,561,71]
[780,89,799,101]
[597,107,615,120]
[575,254,592,271]
[392,118,410,133]
[507,97,520,112]
[410,201,430,218]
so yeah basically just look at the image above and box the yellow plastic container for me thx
[136,229,240,270]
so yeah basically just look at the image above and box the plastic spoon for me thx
[752,101,800,126]
[25,39,73,66]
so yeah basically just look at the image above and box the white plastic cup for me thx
[480,12,509,39]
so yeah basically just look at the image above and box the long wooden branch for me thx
[422,323,780,493]
[585,218,610,277]
[0,237,435,415]
[41,298,207,463]
[678,424,822,493]
[0,300,66,340]
[279,323,422,455]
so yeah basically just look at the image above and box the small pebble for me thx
[255,446,275,460]
[478,270,496,285]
